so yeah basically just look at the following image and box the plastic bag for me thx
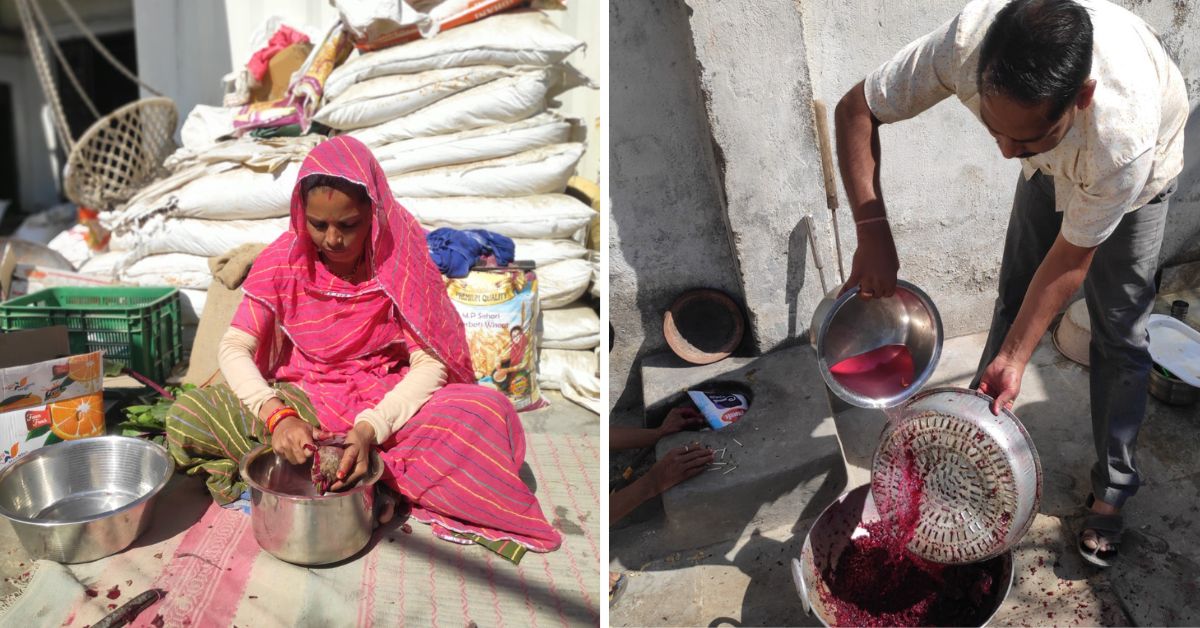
[445,267,547,411]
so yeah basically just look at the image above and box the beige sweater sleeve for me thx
[218,327,279,418]
[355,349,448,445]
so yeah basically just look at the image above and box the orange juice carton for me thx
[0,327,105,468]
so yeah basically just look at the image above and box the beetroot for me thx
[309,442,346,494]
[820,445,1006,626]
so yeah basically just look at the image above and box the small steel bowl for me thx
[816,280,944,408]
[0,436,173,563]
[240,444,385,566]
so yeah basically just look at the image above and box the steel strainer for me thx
[872,387,1042,564]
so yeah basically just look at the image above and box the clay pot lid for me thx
[663,289,745,365]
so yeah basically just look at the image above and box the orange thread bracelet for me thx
[266,407,300,434]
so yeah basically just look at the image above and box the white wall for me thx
[609,0,1200,410]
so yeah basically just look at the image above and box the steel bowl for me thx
[0,436,173,563]
[873,387,1042,564]
[240,444,384,566]
[791,484,1014,627]
[816,280,944,408]
[1149,364,1199,406]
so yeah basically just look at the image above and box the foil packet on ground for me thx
[687,390,748,430]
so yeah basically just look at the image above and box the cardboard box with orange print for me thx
[0,327,105,468]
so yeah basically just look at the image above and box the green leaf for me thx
[26,426,50,441]
[43,432,62,446]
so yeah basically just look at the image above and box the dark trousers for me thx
[972,171,1173,507]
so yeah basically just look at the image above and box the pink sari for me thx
[232,136,561,555]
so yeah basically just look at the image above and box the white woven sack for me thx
[537,258,591,309]
[120,253,213,290]
[324,11,583,100]
[403,193,591,239]
[387,143,583,198]
[179,288,209,327]
[172,163,300,221]
[537,348,596,390]
[350,70,555,147]
[315,65,519,130]
[376,114,571,177]
[112,216,288,260]
[513,238,587,267]
[542,305,599,350]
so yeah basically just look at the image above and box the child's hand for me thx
[330,422,376,491]
[657,407,705,437]
[272,417,315,464]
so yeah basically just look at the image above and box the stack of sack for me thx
[67,9,599,411]
[318,9,599,412]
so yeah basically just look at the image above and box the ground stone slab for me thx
[644,346,843,550]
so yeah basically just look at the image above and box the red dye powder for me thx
[830,344,915,399]
[821,445,1005,626]
[106,585,121,599]
[84,588,98,598]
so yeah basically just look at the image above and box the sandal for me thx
[1078,494,1122,568]
[609,572,628,607]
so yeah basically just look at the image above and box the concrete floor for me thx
[611,327,1200,627]
[0,389,599,606]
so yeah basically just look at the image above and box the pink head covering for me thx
[240,136,474,384]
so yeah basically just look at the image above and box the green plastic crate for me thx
[0,286,182,383]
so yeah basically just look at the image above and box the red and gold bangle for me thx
[266,406,300,434]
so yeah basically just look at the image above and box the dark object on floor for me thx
[90,588,166,628]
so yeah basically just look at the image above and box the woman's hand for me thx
[330,422,376,491]
[272,416,316,464]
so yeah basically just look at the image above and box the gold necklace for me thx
[330,256,362,282]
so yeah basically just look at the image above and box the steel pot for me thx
[240,444,384,566]
[791,484,1013,627]
[0,436,172,563]
[1150,365,1199,406]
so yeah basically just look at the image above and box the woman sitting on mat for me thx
[166,135,562,563]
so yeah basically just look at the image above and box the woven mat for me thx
[0,433,600,627]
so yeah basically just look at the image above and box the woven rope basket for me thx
[64,97,178,211]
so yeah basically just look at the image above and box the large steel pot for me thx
[0,436,172,563]
[791,484,1014,627]
[240,444,384,566]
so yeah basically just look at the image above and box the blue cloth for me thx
[425,228,516,278]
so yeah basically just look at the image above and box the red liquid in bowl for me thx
[830,344,915,399]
